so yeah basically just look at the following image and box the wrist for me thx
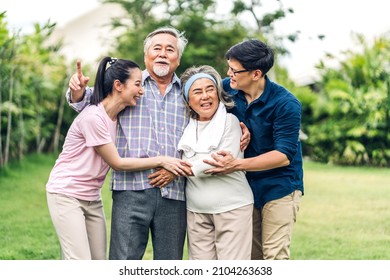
[70,89,86,103]
[156,156,164,167]
[233,158,244,172]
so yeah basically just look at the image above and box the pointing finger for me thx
[76,60,82,77]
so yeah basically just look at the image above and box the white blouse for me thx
[182,113,254,213]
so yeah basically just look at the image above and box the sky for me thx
[1,0,389,84]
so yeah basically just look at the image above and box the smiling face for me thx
[188,78,219,121]
[144,33,180,79]
[227,58,253,92]
[121,68,144,107]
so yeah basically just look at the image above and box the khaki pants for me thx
[252,190,302,260]
[47,192,107,260]
[187,204,253,260]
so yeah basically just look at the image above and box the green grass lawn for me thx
[291,161,390,260]
[0,154,389,260]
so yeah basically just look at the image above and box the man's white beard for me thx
[153,65,170,77]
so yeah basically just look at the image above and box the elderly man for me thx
[67,27,190,260]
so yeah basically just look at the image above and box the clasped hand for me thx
[203,150,236,175]
[148,160,192,188]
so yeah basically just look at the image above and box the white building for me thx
[47,3,127,67]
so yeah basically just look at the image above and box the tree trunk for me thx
[0,76,4,167]
[4,67,15,165]
[386,78,390,146]
[51,88,66,153]
[36,88,42,154]
[18,81,25,160]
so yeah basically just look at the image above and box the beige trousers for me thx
[187,204,253,260]
[252,190,302,260]
[46,192,107,260]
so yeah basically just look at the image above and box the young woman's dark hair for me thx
[91,57,140,105]
[225,39,274,76]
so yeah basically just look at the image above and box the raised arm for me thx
[69,60,90,102]
[65,60,93,112]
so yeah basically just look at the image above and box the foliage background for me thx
[1,1,389,169]
[0,0,389,261]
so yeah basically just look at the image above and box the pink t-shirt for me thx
[46,103,117,201]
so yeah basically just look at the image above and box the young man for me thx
[204,39,304,260]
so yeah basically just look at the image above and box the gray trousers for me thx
[109,188,186,260]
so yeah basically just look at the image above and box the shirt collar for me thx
[238,75,271,105]
[257,75,271,104]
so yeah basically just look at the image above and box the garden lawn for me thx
[0,154,389,260]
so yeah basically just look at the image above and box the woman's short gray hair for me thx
[144,26,188,58]
[180,65,235,119]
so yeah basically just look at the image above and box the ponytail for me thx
[91,57,140,105]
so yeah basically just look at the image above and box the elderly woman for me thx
[178,65,253,260]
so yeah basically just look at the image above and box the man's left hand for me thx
[148,168,176,188]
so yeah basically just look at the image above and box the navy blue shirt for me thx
[223,76,304,208]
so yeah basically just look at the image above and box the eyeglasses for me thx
[228,66,251,76]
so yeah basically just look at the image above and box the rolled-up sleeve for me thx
[273,97,301,162]
[65,87,94,113]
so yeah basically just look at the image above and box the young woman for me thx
[178,65,254,260]
[46,57,191,260]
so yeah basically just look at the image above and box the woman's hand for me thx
[69,60,90,102]
[159,156,192,176]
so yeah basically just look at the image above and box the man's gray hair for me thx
[144,26,188,58]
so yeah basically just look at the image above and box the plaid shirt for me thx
[67,70,189,201]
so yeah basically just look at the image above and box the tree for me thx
[104,0,291,75]
[306,33,390,166]
[230,0,299,54]
[0,12,71,167]
[0,12,18,166]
